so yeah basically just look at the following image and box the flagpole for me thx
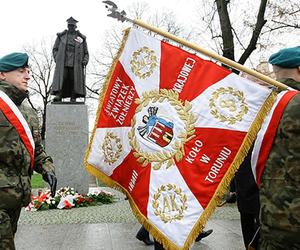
[133,19,287,90]
[102,1,287,90]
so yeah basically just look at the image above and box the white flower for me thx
[57,195,75,209]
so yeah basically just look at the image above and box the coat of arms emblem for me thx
[137,107,174,147]
[128,89,196,170]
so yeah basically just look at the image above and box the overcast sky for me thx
[1,0,299,68]
[0,0,196,56]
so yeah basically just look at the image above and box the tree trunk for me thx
[216,0,235,61]
[238,0,268,65]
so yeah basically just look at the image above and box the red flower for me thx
[64,200,73,209]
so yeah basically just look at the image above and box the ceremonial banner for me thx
[85,28,277,250]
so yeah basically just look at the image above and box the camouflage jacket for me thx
[260,78,300,248]
[0,81,55,206]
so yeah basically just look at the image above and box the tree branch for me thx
[238,0,268,65]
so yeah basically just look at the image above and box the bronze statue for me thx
[51,17,89,103]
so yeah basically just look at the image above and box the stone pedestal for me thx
[45,104,89,194]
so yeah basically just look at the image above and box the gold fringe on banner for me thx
[84,27,130,178]
[181,90,278,250]
[83,27,193,249]
[84,26,279,250]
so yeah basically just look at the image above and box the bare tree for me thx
[88,3,194,98]
[266,1,300,31]
[21,1,299,138]
[24,40,55,140]
[195,0,300,67]
[86,28,124,100]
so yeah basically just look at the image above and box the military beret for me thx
[268,46,300,68]
[0,52,29,72]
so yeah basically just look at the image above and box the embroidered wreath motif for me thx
[128,89,196,170]
[152,184,188,223]
[102,132,123,165]
[209,87,249,125]
[130,46,158,79]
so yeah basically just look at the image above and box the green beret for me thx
[268,46,300,68]
[0,52,29,72]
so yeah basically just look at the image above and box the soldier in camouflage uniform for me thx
[0,52,57,250]
[259,46,300,249]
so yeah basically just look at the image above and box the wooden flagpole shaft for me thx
[133,19,288,90]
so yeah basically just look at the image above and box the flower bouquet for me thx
[26,186,116,211]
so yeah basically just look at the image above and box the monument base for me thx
[45,104,89,194]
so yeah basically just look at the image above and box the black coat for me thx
[235,152,260,214]
[51,30,89,98]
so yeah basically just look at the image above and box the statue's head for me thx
[66,17,78,32]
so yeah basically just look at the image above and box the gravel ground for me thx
[19,187,239,225]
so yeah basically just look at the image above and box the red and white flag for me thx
[251,90,298,186]
[85,28,277,250]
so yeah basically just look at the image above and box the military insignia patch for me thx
[209,87,249,124]
[128,89,196,170]
[130,46,158,79]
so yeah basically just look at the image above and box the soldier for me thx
[259,46,300,249]
[0,52,57,249]
[51,17,89,103]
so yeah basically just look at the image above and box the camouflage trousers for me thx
[260,239,300,250]
[260,228,300,250]
[0,187,25,250]
[0,208,21,250]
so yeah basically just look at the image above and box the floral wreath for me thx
[26,187,116,211]
[128,89,196,170]
[209,86,249,125]
[152,184,187,223]
[102,131,123,165]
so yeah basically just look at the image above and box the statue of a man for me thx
[51,17,89,103]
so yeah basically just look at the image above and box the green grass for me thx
[31,173,45,189]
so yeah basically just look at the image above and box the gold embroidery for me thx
[152,184,187,223]
[102,132,123,165]
[128,89,196,170]
[130,46,158,79]
[209,87,248,125]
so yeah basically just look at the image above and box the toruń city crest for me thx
[128,89,196,170]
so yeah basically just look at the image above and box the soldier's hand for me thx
[43,171,57,197]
